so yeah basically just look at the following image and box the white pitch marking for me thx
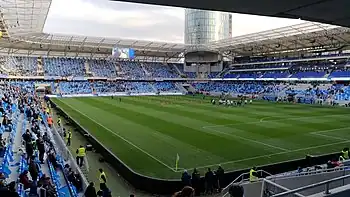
[60,100,177,172]
[203,126,290,152]
[310,126,350,141]
[188,139,350,171]
[202,114,350,129]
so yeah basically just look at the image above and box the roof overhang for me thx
[110,0,350,28]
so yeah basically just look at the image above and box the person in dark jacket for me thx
[205,168,214,194]
[228,184,244,197]
[28,157,39,182]
[19,170,32,189]
[84,182,97,197]
[37,138,45,163]
[181,170,191,186]
[216,166,224,192]
[0,181,19,197]
[191,168,201,196]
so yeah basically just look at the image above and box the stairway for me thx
[171,63,183,75]
[37,57,44,76]
[150,82,158,92]
[175,83,188,94]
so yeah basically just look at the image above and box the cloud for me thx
[45,0,184,42]
[44,0,304,43]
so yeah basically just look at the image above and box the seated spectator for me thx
[173,186,195,197]
[19,170,32,189]
[84,182,97,197]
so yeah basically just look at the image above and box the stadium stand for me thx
[89,59,118,78]
[44,58,85,77]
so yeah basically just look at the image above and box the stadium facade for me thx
[184,9,232,44]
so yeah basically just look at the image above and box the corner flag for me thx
[175,153,180,171]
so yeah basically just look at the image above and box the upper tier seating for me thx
[143,63,178,78]
[44,58,85,77]
[89,60,117,78]
[119,62,146,79]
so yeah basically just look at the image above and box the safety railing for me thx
[222,170,272,197]
[267,165,350,180]
[264,173,350,197]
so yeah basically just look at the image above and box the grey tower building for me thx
[185,9,232,45]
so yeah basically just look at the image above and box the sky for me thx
[44,0,305,43]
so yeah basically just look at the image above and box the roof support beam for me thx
[76,37,87,57]
[46,34,54,56]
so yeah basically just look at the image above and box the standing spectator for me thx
[28,157,39,182]
[47,116,53,128]
[191,169,200,196]
[66,129,72,146]
[37,138,45,164]
[181,170,191,187]
[216,165,224,192]
[99,183,112,197]
[205,168,214,194]
[19,170,32,189]
[84,182,97,197]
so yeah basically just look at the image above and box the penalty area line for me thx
[60,100,178,172]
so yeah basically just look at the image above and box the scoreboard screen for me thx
[112,47,135,59]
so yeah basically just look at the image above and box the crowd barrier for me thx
[49,98,342,195]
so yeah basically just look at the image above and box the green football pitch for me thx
[51,96,350,179]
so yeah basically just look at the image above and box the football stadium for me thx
[2,0,350,197]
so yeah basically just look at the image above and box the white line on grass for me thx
[310,126,350,141]
[202,114,350,129]
[61,100,177,172]
[189,139,350,171]
[203,126,290,152]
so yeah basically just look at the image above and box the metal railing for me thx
[222,170,272,197]
[265,173,350,197]
[267,165,350,180]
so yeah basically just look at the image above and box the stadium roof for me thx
[1,0,350,59]
[0,0,51,36]
[110,0,350,28]
[209,22,350,56]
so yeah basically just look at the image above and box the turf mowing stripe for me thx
[310,126,350,141]
[60,99,177,172]
[203,126,290,152]
[202,113,350,129]
[189,139,350,171]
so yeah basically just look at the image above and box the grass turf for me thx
[51,96,350,179]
